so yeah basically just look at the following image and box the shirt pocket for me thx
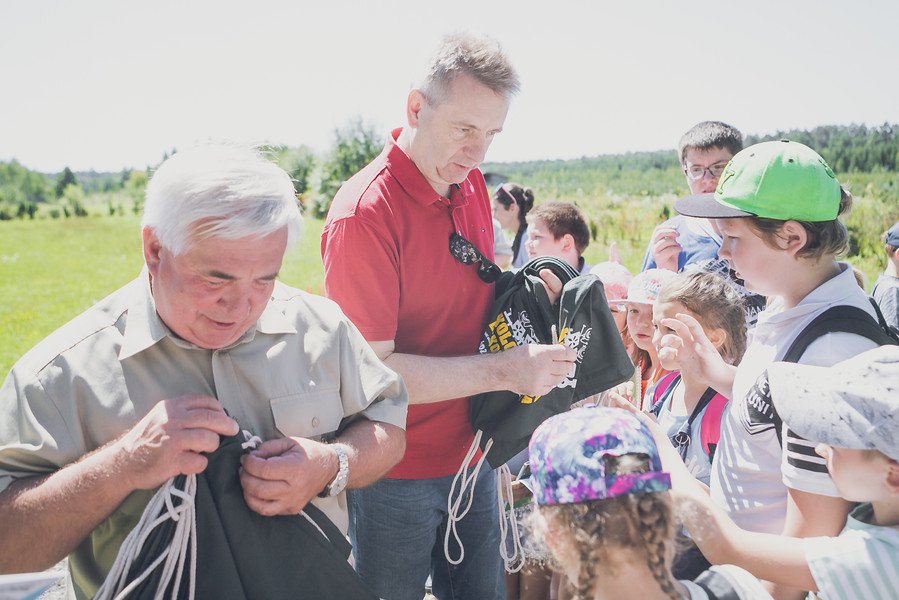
[270,389,344,439]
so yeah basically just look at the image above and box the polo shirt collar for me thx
[384,127,471,210]
[119,271,297,360]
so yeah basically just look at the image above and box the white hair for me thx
[141,143,302,256]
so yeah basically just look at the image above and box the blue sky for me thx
[2,0,897,172]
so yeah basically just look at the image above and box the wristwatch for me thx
[318,444,349,498]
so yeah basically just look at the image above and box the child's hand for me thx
[658,313,733,395]
[650,226,682,273]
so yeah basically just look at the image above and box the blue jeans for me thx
[349,466,504,600]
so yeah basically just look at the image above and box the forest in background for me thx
[2,120,897,275]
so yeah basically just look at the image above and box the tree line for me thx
[1,122,895,222]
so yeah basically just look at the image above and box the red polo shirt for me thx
[321,128,495,479]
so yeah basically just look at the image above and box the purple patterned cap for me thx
[528,407,671,506]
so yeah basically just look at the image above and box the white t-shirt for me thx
[805,503,899,599]
[711,263,880,534]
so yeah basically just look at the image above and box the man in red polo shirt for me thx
[321,33,576,600]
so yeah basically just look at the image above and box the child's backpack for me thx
[649,372,728,462]
[768,298,899,446]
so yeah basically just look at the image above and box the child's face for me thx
[716,218,791,297]
[652,301,706,371]
[627,302,655,352]
[526,217,567,261]
[816,444,892,503]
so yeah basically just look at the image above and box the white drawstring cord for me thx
[496,464,525,573]
[95,476,198,600]
[443,430,493,565]
[96,431,262,600]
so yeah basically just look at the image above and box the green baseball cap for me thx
[675,140,841,221]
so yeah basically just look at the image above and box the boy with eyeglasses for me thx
[641,121,743,273]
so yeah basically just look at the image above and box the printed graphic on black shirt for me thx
[739,370,782,440]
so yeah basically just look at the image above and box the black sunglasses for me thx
[449,232,502,283]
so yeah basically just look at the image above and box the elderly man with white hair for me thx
[0,144,408,599]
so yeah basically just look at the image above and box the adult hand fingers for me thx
[179,408,239,437]
[240,450,300,482]
[239,469,291,501]
[246,437,297,460]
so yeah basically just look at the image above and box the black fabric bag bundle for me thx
[469,257,634,468]
[100,431,378,600]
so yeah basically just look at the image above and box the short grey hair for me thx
[142,144,302,256]
[419,32,520,105]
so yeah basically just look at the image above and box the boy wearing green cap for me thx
[662,140,886,599]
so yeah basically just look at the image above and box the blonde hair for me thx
[534,455,680,600]
[657,270,747,365]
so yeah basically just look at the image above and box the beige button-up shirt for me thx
[0,272,407,599]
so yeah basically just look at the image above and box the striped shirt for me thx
[805,503,899,599]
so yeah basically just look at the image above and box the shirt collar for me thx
[119,269,173,360]
[119,271,297,360]
[384,127,471,210]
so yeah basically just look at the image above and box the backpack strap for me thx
[649,371,681,416]
[699,392,728,462]
[782,304,896,364]
[771,303,896,449]
[868,296,899,343]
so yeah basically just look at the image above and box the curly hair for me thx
[534,455,680,600]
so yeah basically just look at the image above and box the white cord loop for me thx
[95,476,198,600]
[443,430,493,565]
[97,429,265,600]
[496,464,525,573]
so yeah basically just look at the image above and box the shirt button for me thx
[311,416,320,428]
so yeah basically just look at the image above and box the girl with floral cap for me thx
[527,406,770,600]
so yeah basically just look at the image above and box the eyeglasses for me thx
[449,232,502,283]
[684,162,729,181]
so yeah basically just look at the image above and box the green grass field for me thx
[0,217,325,376]
[0,201,893,377]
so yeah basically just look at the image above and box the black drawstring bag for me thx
[469,257,634,468]
[97,430,378,600]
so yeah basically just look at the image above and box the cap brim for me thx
[674,193,755,219]
[766,362,867,450]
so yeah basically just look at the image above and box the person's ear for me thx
[705,327,727,354]
[779,221,808,257]
[885,459,899,495]
[560,233,575,253]
[407,89,425,128]
[143,227,163,277]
